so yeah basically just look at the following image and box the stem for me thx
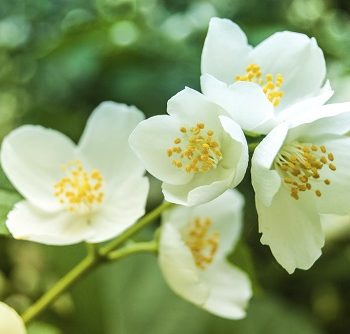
[22,255,98,324]
[21,200,173,324]
[100,201,172,256]
[107,240,158,261]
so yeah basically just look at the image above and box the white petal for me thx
[310,136,350,215]
[201,261,252,319]
[250,32,326,110]
[286,104,350,141]
[129,115,193,185]
[87,175,149,243]
[0,125,75,212]
[201,74,274,132]
[6,201,92,245]
[159,222,209,305]
[251,124,288,207]
[257,188,324,273]
[162,166,234,206]
[78,101,145,187]
[276,81,333,125]
[167,87,224,134]
[0,302,26,334]
[201,17,251,84]
[219,115,248,187]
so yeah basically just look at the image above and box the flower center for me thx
[166,123,222,173]
[236,63,284,107]
[185,217,220,270]
[54,160,104,213]
[274,142,336,200]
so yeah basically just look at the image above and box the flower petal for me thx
[159,222,209,305]
[129,115,193,185]
[251,123,289,207]
[249,32,326,110]
[309,136,350,215]
[6,201,92,245]
[0,302,26,334]
[87,175,149,243]
[201,74,274,132]
[201,17,251,84]
[201,260,252,319]
[219,115,248,186]
[257,188,324,273]
[167,87,224,134]
[162,167,234,206]
[286,104,350,141]
[78,101,145,186]
[276,81,333,125]
[1,125,75,212]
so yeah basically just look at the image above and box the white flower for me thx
[129,87,248,206]
[1,102,149,245]
[158,189,252,319]
[200,17,333,134]
[251,102,350,273]
[0,302,26,334]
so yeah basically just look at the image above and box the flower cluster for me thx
[2,16,350,322]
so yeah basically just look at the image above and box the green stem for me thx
[107,240,158,261]
[100,201,172,256]
[22,255,98,324]
[21,201,172,325]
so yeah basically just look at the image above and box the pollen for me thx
[274,142,336,200]
[185,217,220,270]
[236,63,284,107]
[54,160,104,213]
[166,123,223,173]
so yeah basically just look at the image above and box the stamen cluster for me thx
[236,63,284,107]
[275,142,336,200]
[166,123,222,173]
[185,217,220,270]
[54,160,104,213]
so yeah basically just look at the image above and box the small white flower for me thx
[1,102,149,245]
[251,102,350,273]
[129,87,248,206]
[158,190,252,319]
[200,17,333,134]
[0,302,26,334]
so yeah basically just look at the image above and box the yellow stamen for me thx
[53,160,104,213]
[185,217,220,270]
[275,142,336,200]
[236,63,284,107]
[166,123,222,173]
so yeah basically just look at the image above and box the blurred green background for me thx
[0,0,350,333]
